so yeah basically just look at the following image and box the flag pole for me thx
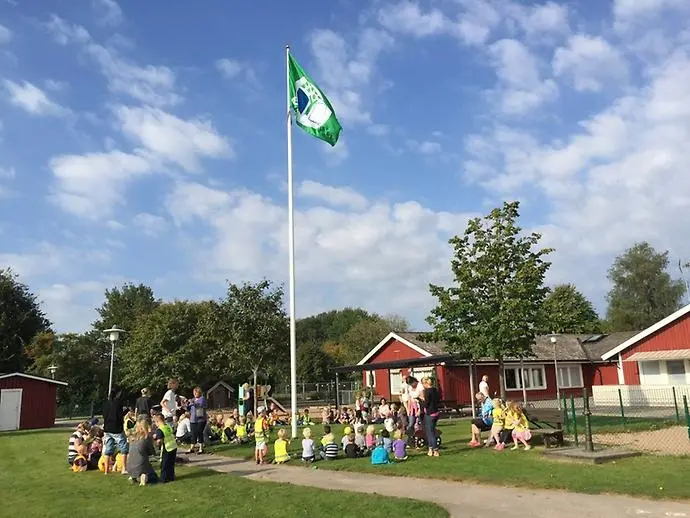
[286,45,298,439]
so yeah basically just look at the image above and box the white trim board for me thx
[0,372,68,386]
[601,303,690,361]
[356,332,433,365]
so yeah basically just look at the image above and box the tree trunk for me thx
[498,357,506,401]
[468,359,476,419]
[252,367,258,416]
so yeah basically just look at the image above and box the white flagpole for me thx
[286,45,298,439]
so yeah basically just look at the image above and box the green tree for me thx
[208,280,289,400]
[0,268,51,372]
[296,308,373,347]
[539,284,601,334]
[92,283,160,337]
[296,341,334,382]
[426,201,552,399]
[118,301,215,393]
[606,242,687,331]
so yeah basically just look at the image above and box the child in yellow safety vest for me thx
[153,413,177,482]
[254,406,270,465]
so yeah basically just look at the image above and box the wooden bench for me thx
[524,408,565,448]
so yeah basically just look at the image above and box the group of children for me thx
[68,411,181,486]
[477,399,532,451]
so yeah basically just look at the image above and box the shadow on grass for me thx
[0,428,68,438]
[177,470,221,481]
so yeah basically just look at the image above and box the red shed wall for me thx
[362,338,427,400]
[0,377,58,429]
[621,313,690,360]
[587,363,620,386]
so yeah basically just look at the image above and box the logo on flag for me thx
[293,77,333,129]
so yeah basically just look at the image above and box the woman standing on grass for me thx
[421,377,441,457]
[187,386,207,454]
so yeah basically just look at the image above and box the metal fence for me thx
[271,381,362,407]
[525,387,690,456]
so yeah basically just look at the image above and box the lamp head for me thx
[104,326,126,343]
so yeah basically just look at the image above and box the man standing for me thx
[479,374,490,398]
[161,378,179,427]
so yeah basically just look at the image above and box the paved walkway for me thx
[187,454,690,518]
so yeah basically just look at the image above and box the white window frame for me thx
[504,365,547,391]
[557,364,584,389]
[410,366,434,381]
[389,369,402,395]
[639,360,690,386]
[365,370,376,387]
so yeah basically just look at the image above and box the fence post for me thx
[570,395,578,447]
[562,395,569,432]
[617,388,626,425]
[683,395,690,441]
[673,387,680,424]
[583,387,594,452]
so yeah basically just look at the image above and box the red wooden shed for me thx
[0,373,68,431]
[340,331,636,407]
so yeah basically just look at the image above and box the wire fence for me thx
[524,387,690,456]
[271,381,362,407]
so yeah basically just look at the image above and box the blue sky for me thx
[1,0,690,332]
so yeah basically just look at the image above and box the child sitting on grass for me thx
[67,421,90,467]
[344,433,360,458]
[124,408,136,439]
[354,424,366,451]
[320,425,338,460]
[298,408,315,426]
[321,424,334,447]
[380,429,393,453]
[236,416,249,444]
[392,430,407,461]
[274,428,291,464]
[365,424,376,450]
[222,416,238,444]
[510,403,532,451]
[341,426,352,450]
[301,427,315,465]
[491,398,505,451]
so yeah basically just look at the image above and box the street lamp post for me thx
[550,333,560,409]
[103,326,126,396]
[48,364,57,379]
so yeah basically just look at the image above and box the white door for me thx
[0,389,23,431]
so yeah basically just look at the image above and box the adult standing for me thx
[187,386,207,454]
[161,378,179,427]
[405,376,424,441]
[242,382,255,416]
[479,374,490,398]
[421,377,441,456]
[135,388,152,420]
[399,373,409,407]
[469,392,493,447]
[102,386,128,475]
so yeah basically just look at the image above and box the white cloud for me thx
[92,0,123,26]
[116,105,232,172]
[44,79,69,91]
[44,15,180,106]
[0,166,15,179]
[514,1,569,37]
[377,1,451,38]
[49,150,153,219]
[487,39,558,115]
[298,180,368,211]
[0,23,12,44]
[133,212,167,236]
[613,0,689,31]
[464,47,690,308]
[215,58,243,78]
[166,180,477,319]
[3,80,69,116]
[407,140,442,155]
[309,28,393,126]
[553,35,629,92]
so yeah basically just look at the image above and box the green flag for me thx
[288,54,342,147]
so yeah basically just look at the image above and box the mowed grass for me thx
[213,418,690,500]
[0,428,449,518]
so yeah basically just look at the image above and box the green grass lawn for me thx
[213,419,690,500]
[0,428,448,518]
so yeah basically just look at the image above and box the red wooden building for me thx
[0,373,68,431]
[348,331,636,405]
[601,303,690,386]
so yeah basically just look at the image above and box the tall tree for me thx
[296,308,373,347]
[208,280,289,397]
[92,283,160,337]
[296,341,335,382]
[426,201,552,398]
[539,284,601,334]
[118,301,216,393]
[606,242,686,331]
[0,268,51,372]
